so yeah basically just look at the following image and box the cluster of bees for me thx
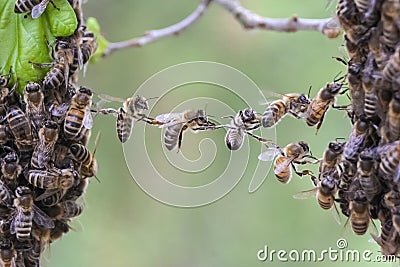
[5,0,400,263]
[94,0,400,257]
[0,0,99,266]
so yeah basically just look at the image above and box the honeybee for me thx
[343,116,373,162]
[357,152,381,202]
[156,109,217,151]
[70,132,99,178]
[336,0,369,43]
[383,46,400,82]
[261,93,310,128]
[24,81,45,128]
[349,190,370,235]
[384,190,400,233]
[36,189,66,207]
[81,27,98,72]
[224,108,267,151]
[27,168,75,190]
[64,87,93,139]
[10,186,54,241]
[294,173,341,223]
[31,121,59,169]
[378,140,400,181]
[0,239,16,267]
[14,0,58,18]
[258,141,318,184]
[371,219,400,255]
[0,67,16,105]
[381,0,400,50]
[384,91,400,142]
[98,94,156,143]
[47,200,83,220]
[319,140,344,178]
[361,54,380,123]
[6,105,35,152]
[305,78,345,133]
[1,152,22,186]
[64,178,88,201]
[24,238,41,266]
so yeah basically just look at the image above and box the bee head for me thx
[328,141,344,153]
[25,82,41,93]
[4,151,18,164]
[298,141,309,153]
[133,96,149,111]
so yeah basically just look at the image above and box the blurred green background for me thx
[49,0,392,266]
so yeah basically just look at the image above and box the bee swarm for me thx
[0,1,98,266]
[335,0,400,256]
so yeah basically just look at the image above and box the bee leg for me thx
[29,61,53,69]
[290,162,314,178]
[315,112,326,135]
[177,125,188,151]
[245,131,270,143]
[143,116,165,126]
[302,154,320,163]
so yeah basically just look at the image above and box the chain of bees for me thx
[2,0,400,265]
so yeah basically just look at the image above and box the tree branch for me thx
[102,0,341,57]
[213,0,340,38]
[102,0,212,56]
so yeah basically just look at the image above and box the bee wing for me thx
[155,113,182,128]
[98,94,125,103]
[83,108,93,129]
[293,188,317,199]
[31,0,49,18]
[332,203,342,225]
[10,211,20,234]
[258,148,279,161]
[32,205,55,229]
[35,189,60,201]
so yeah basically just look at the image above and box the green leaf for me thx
[0,0,78,94]
[86,17,109,62]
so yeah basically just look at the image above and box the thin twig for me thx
[213,0,340,38]
[102,0,341,57]
[103,0,212,56]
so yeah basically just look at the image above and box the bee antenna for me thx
[145,96,158,101]
[307,85,312,99]
[92,131,101,157]
[93,175,101,183]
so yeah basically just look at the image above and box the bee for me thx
[378,140,400,182]
[381,0,400,50]
[98,94,156,143]
[371,219,400,255]
[349,190,370,235]
[357,152,381,202]
[305,78,345,133]
[24,238,41,267]
[224,108,267,151]
[384,190,400,233]
[6,105,35,152]
[64,87,93,140]
[31,121,59,169]
[10,186,54,241]
[64,178,88,201]
[0,67,16,105]
[383,46,400,82]
[50,220,70,242]
[261,93,310,128]
[24,82,46,129]
[384,91,400,142]
[343,116,373,162]
[294,173,341,223]
[1,152,22,186]
[70,132,100,178]
[319,140,344,178]
[336,0,368,43]
[156,109,217,151]
[52,144,72,169]
[27,168,75,190]
[259,141,318,184]
[361,54,381,123]
[81,27,98,73]
[0,239,16,267]
[14,0,58,19]
[47,200,83,220]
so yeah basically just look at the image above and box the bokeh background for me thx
[49,0,392,266]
